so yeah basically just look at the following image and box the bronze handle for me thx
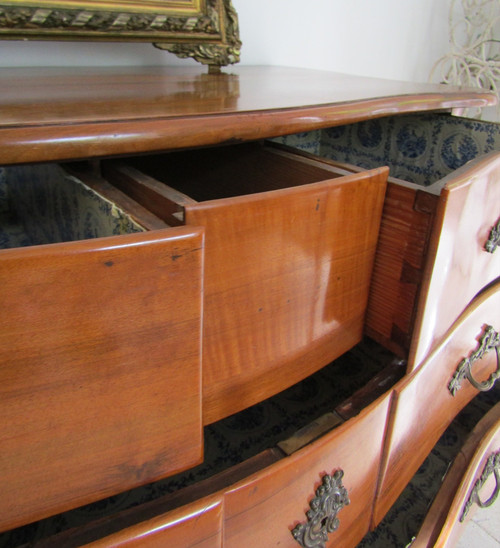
[292,470,350,548]
[485,218,500,253]
[460,450,500,521]
[448,325,500,396]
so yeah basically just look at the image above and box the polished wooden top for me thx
[0,66,496,164]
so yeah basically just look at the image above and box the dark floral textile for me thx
[276,113,500,186]
[0,164,144,250]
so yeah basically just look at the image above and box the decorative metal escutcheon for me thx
[485,217,500,253]
[291,470,350,548]
[448,325,500,396]
[460,449,500,522]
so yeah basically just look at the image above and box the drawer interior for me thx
[100,141,353,225]
[122,142,348,200]
[0,164,146,250]
[276,113,500,187]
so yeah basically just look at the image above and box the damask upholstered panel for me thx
[0,165,144,250]
[277,114,500,187]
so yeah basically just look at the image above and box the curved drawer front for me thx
[414,401,500,548]
[374,281,500,525]
[83,495,223,548]
[0,226,205,532]
[224,392,392,548]
[102,144,388,424]
[410,152,500,368]
[31,387,392,548]
[186,167,388,424]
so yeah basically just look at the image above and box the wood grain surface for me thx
[182,154,388,423]
[0,227,204,531]
[413,401,500,548]
[0,66,495,164]
[85,495,223,548]
[223,391,392,548]
[374,281,500,526]
[409,151,500,369]
[365,182,438,357]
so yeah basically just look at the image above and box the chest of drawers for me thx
[0,66,498,547]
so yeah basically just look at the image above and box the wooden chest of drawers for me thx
[0,66,498,547]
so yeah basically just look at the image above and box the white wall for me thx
[0,0,452,83]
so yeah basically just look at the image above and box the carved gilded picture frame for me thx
[0,0,241,69]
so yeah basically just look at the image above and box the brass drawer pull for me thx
[485,218,500,253]
[292,470,350,548]
[449,325,500,396]
[460,449,500,522]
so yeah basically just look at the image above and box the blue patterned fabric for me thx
[0,164,144,250]
[276,113,500,186]
[273,129,323,156]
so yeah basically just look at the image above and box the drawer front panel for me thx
[85,496,223,548]
[414,401,500,548]
[375,281,500,524]
[410,152,500,368]
[0,227,204,531]
[186,167,388,424]
[435,423,500,548]
[224,392,392,548]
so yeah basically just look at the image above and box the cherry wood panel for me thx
[223,391,392,548]
[0,66,495,164]
[184,165,388,423]
[32,450,282,547]
[409,151,500,369]
[373,281,500,525]
[257,146,442,360]
[413,401,500,548]
[84,495,223,548]
[0,227,204,532]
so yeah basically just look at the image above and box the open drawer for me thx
[100,143,389,424]
[276,114,500,364]
[0,165,204,531]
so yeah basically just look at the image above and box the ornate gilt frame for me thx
[0,0,241,70]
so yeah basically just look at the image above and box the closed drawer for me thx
[0,165,204,531]
[223,391,392,548]
[409,151,500,368]
[102,142,389,423]
[374,280,500,525]
[413,401,500,548]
